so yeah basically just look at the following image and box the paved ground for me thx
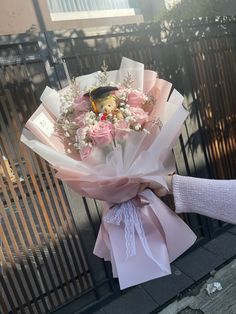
[92,226,236,314]
[158,258,236,314]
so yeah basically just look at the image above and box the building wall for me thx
[0,0,143,36]
[0,0,39,35]
[137,0,166,21]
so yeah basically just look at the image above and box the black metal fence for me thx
[0,16,236,313]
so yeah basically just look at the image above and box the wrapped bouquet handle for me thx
[94,189,196,289]
[104,197,170,273]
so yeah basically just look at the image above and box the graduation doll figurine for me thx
[85,86,124,120]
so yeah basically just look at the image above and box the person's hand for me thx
[139,175,173,197]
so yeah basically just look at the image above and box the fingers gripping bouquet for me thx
[21,58,196,289]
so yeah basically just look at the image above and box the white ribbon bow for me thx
[103,198,169,273]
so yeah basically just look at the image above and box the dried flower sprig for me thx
[123,72,134,89]
[97,60,109,86]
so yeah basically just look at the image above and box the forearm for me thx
[172,174,236,224]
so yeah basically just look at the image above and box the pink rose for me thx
[127,90,145,108]
[129,107,148,125]
[74,95,90,112]
[89,122,113,146]
[80,144,93,160]
[114,120,130,141]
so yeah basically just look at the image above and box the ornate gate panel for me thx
[0,36,117,314]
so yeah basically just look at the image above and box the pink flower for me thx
[114,120,130,141]
[80,145,93,160]
[74,95,90,112]
[129,107,148,125]
[127,90,145,108]
[89,122,113,146]
[74,112,86,127]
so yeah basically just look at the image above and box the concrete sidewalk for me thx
[158,258,236,314]
[92,226,236,314]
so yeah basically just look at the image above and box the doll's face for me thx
[95,96,117,114]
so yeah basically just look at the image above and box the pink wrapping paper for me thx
[21,57,197,289]
[94,189,196,289]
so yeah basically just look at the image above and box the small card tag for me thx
[33,112,54,137]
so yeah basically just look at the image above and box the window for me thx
[47,0,140,22]
[47,0,136,13]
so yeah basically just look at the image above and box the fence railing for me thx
[0,16,236,313]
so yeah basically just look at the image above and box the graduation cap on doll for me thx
[84,86,118,114]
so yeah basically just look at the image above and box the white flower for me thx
[125,116,132,122]
[134,123,141,131]
[124,108,131,115]
[143,128,150,134]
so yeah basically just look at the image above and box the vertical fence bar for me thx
[3,91,78,298]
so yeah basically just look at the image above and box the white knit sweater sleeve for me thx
[173,174,236,224]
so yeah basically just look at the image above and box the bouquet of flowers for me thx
[21,58,196,289]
